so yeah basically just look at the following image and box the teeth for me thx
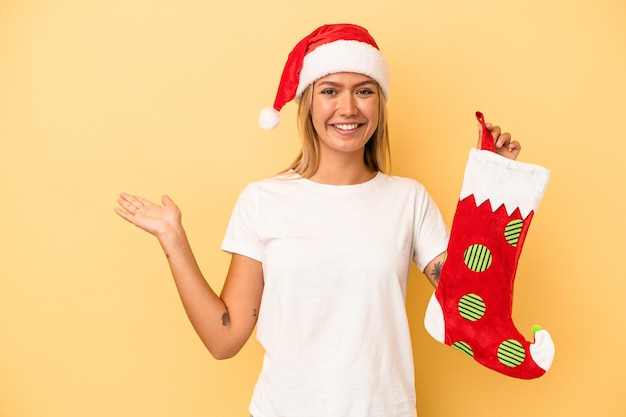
[335,123,359,131]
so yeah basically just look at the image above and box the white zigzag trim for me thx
[459,149,551,219]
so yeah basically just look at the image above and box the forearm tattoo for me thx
[431,261,444,284]
[222,308,258,326]
[221,309,230,326]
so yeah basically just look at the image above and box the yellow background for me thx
[1,0,625,416]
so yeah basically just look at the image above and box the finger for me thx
[114,207,134,222]
[495,132,512,149]
[118,192,141,207]
[508,140,521,152]
[161,194,175,206]
[129,196,145,209]
[122,194,153,211]
[134,195,154,207]
[117,196,140,213]
[119,192,143,202]
[477,122,495,148]
[489,125,502,140]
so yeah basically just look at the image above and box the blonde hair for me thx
[285,82,391,178]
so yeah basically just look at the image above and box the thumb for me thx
[476,123,491,147]
[161,194,175,206]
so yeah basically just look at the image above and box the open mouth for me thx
[333,123,360,131]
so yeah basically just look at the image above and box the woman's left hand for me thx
[479,123,521,161]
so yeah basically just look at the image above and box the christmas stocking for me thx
[424,112,555,379]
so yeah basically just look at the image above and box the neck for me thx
[309,153,376,185]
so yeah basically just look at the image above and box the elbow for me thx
[196,323,250,360]
[206,343,242,360]
[210,350,237,360]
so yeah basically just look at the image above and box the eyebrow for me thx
[316,79,377,88]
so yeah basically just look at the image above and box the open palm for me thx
[114,193,182,238]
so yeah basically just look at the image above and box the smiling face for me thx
[310,72,380,159]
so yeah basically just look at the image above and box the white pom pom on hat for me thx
[259,107,281,130]
[259,24,390,130]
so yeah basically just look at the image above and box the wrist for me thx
[155,222,187,246]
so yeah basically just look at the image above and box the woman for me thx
[115,23,520,417]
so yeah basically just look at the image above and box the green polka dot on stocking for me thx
[463,244,492,272]
[458,293,486,321]
[497,340,526,368]
[451,341,474,357]
[504,219,524,246]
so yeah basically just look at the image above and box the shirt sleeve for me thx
[412,189,450,272]
[221,184,264,262]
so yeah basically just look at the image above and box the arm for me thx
[115,193,263,360]
[423,251,446,288]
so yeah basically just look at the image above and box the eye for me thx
[320,88,337,95]
[357,88,374,95]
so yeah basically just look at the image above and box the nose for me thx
[338,92,358,116]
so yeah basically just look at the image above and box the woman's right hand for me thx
[114,193,182,238]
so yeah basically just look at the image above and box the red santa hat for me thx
[259,24,390,130]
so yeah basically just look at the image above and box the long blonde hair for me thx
[284,82,391,178]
